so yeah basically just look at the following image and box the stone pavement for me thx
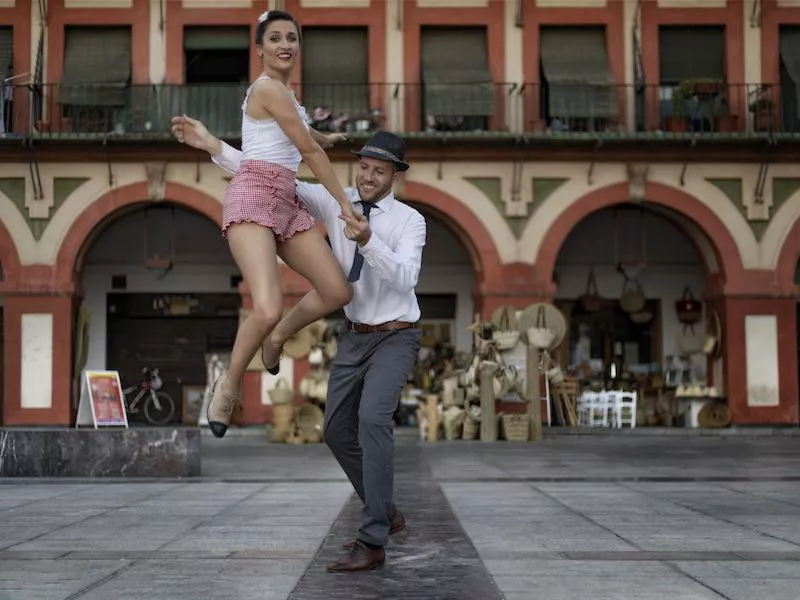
[1,431,800,599]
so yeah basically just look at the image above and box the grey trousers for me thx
[323,326,421,547]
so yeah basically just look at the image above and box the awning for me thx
[658,26,724,83]
[183,26,250,51]
[540,27,616,119]
[780,29,800,118]
[60,27,132,106]
[421,28,493,117]
[0,28,12,80]
[301,28,369,114]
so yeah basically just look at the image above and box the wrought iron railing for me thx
[0,81,796,139]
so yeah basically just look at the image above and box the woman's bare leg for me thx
[207,222,283,437]
[261,228,352,368]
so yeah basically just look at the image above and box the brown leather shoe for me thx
[206,375,239,438]
[343,511,406,549]
[326,540,385,573]
[389,510,406,535]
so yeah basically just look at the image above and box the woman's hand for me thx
[171,114,218,154]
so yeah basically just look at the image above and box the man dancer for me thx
[172,116,426,572]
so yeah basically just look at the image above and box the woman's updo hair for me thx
[255,10,302,45]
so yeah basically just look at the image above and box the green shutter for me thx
[184,26,250,51]
[60,27,132,106]
[301,27,369,114]
[0,27,12,79]
[540,27,616,119]
[659,26,725,83]
[420,28,492,117]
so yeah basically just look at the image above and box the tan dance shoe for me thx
[206,375,239,438]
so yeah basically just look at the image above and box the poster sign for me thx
[75,370,129,429]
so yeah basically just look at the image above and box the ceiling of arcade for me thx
[0,159,799,280]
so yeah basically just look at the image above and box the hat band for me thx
[360,145,403,164]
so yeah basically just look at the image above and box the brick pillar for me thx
[477,263,555,320]
[236,265,313,426]
[721,296,799,425]
[2,280,76,426]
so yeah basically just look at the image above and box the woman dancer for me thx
[186,9,355,438]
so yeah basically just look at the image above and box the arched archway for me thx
[0,218,22,286]
[54,182,234,426]
[55,182,223,286]
[775,217,800,293]
[535,182,747,292]
[396,181,506,352]
[400,181,504,285]
[535,181,750,428]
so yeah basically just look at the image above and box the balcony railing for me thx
[0,82,797,140]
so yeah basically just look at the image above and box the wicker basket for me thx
[462,416,479,440]
[501,414,529,442]
[675,286,703,325]
[269,377,294,405]
[272,403,294,435]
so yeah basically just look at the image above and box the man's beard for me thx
[358,182,391,203]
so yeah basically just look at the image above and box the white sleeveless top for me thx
[240,75,309,171]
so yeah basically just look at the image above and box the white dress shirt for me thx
[212,141,426,325]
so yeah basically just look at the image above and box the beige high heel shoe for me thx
[206,375,239,438]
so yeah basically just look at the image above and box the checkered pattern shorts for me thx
[222,160,314,242]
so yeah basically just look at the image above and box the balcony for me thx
[1,81,798,142]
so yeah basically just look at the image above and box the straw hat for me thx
[284,325,315,359]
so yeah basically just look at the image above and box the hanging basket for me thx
[491,305,520,351]
[619,279,646,314]
[579,268,603,312]
[527,305,555,349]
[675,286,703,325]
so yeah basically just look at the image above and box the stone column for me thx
[477,263,555,320]
[2,283,76,426]
[721,296,798,425]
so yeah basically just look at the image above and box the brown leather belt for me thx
[345,319,418,334]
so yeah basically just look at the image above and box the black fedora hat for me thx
[351,131,409,172]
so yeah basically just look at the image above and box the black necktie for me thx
[347,202,373,283]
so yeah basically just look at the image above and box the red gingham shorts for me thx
[222,160,314,242]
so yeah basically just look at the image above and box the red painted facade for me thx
[1,1,799,427]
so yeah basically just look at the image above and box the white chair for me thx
[607,390,637,428]
[579,391,610,427]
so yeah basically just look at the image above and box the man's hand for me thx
[322,132,348,148]
[171,114,217,154]
[339,212,371,246]
[312,130,348,149]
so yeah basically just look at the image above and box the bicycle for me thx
[122,367,176,426]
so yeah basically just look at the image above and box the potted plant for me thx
[666,80,691,132]
[749,96,774,132]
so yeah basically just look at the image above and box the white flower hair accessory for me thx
[257,10,271,23]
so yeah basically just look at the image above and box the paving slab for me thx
[2,432,800,599]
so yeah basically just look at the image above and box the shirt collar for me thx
[355,191,395,214]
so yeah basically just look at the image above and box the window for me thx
[61,26,131,105]
[184,26,250,84]
[0,27,13,134]
[780,26,800,132]
[301,27,369,132]
[60,27,131,133]
[420,27,492,131]
[539,26,617,132]
[658,26,725,131]
[182,26,251,136]
[658,26,725,85]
